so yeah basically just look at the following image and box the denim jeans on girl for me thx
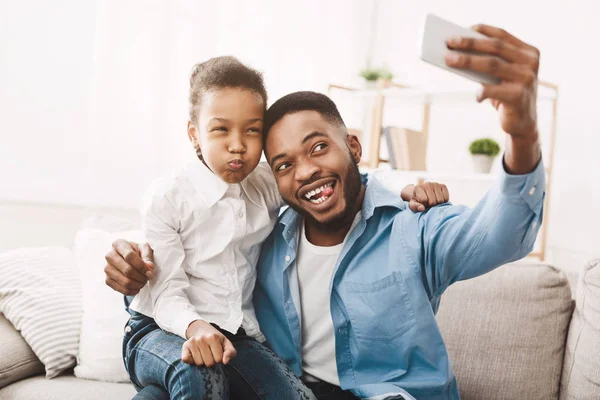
[122,305,316,400]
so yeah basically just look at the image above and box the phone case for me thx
[419,14,501,85]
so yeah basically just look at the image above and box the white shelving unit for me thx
[328,79,558,261]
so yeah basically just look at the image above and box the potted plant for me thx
[360,67,394,89]
[469,138,501,173]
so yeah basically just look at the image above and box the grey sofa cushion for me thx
[436,263,573,400]
[0,374,136,400]
[0,313,44,389]
[560,259,600,400]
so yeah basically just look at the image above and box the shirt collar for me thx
[278,173,406,242]
[239,173,265,209]
[183,161,229,207]
[361,174,406,219]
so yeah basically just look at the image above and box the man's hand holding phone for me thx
[421,14,541,174]
[444,24,540,137]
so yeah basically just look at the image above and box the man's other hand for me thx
[104,239,155,295]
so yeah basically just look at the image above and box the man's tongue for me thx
[314,186,334,199]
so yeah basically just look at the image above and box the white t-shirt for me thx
[297,212,362,386]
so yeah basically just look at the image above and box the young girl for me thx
[124,56,444,399]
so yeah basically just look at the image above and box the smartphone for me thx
[419,13,501,85]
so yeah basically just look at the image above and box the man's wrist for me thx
[503,132,541,175]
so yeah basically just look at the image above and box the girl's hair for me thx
[189,56,267,124]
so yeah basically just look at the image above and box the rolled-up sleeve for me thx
[412,156,545,298]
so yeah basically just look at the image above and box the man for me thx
[106,25,544,399]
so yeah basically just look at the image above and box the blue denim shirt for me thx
[254,158,545,400]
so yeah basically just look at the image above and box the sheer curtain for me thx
[1,0,370,208]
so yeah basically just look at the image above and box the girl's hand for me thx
[182,320,237,367]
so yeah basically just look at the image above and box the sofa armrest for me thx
[560,258,600,400]
[0,312,45,389]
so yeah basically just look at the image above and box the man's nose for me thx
[295,159,320,183]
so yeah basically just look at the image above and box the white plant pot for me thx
[471,154,495,173]
[364,80,377,90]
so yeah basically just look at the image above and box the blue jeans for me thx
[122,306,316,400]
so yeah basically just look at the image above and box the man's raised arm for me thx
[403,25,545,299]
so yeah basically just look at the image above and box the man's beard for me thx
[287,160,363,234]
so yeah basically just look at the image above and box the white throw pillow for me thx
[80,213,139,233]
[74,228,144,383]
[0,247,82,378]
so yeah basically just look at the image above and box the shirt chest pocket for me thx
[344,271,416,342]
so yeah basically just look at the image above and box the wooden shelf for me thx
[360,166,553,183]
[330,80,557,103]
[361,168,499,182]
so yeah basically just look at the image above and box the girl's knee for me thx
[170,361,229,400]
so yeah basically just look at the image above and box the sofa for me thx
[1,256,598,400]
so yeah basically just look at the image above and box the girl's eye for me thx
[248,128,262,134]
[212,126,227,132]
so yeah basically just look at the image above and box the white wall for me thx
[0,0,597,275]
[0,0,96,205]
[0,0,219,207]
[0,0,372,209]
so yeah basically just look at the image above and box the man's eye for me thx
[276,163,290,172]
[314,142,328,152]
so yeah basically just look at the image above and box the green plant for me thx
[469,138,501,156]
[359,67,394,82]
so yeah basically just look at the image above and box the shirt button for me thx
[285,255,291,262]
[125,325,132,333]
[529,186,536,196]
[238,211,244,218]
[532,221,538,229]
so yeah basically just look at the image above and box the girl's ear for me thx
[187,121,203,160]
[187,121,199,148]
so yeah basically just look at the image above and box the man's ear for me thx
[346,133,362,165]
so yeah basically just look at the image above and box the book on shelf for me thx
[382,126,427,171]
